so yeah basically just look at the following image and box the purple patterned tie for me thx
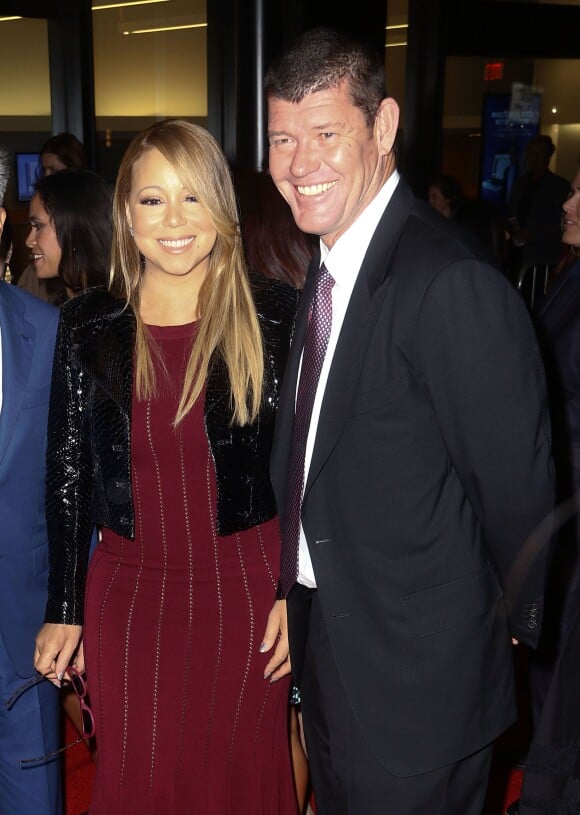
[279,263,335,598]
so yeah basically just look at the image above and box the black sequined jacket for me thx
[44,276,299,625]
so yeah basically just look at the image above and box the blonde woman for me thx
[35,120,299,814]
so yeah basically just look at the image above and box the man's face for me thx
[267,81,398,249]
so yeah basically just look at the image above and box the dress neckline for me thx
[145,321,198,340]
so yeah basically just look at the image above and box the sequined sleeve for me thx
[44,305,94,625]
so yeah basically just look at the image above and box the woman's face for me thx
[41,152,67,176]
[25,194,62,279]
[562,170,580,250]
[125,147,218,285]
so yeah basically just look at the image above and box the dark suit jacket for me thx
[531,258,580,649]
[535,258,580,462]
[271,177,555,777]
[0,281,58,677]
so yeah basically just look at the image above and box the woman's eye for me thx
[185,195,198,203]
[140,197,162,206]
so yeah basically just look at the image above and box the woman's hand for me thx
[34,623,83,686]
[260,599,291,682]
[70,638,86,675]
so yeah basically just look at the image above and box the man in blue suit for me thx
[0,147,61,814]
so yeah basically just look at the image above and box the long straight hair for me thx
[110,119,263,426]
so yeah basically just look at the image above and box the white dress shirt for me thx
[298,170,400,587]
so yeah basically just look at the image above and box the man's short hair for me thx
[0,148,8,205]
[527,135,556,160]
[264,27,387,130]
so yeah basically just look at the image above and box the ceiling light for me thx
[93,0,169,8]
[122,21,206,34]
[386,24,408,30]
[385,41,407,48]
[0,16,22,21]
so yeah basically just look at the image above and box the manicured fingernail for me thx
[259,642,267,652]
[264,670,271,679]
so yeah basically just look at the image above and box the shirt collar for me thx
[320,169,400,289]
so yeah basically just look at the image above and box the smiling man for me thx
[266,27,555,815]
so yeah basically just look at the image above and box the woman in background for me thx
[35,119,299,815]
[25,167,112,762]
[26,169,111,298]
[428,172,507,269]
[18,132,88,302]
[39,131,88,177]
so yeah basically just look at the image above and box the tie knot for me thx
[318,262,334,294]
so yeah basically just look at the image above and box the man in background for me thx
[0,146,61,814]
[507,134,569,283]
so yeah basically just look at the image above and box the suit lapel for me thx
[0,287,33,469]
[304,179,413,497]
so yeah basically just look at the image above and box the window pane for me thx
[442,55,580,200]
[385,0,408,120]
[92,0,207,179]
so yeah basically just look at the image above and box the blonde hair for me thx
[110,119,263,426]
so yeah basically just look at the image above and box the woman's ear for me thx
[375,97,400,157]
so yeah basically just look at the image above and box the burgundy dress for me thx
[84,322,297,815]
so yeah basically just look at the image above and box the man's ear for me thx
[375,97,400,156]
[0,207,6,237]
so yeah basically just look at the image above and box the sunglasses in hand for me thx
[5,665,95,766]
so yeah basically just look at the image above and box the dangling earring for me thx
[129,226,134,237]
[2,245,13,284]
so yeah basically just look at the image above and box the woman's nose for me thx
[164,202,187,227]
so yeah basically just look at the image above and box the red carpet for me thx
[63,711,523,815]
[64,718,95,815]
[62,724,522,815]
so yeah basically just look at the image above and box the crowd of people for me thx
[0,23,578,815]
